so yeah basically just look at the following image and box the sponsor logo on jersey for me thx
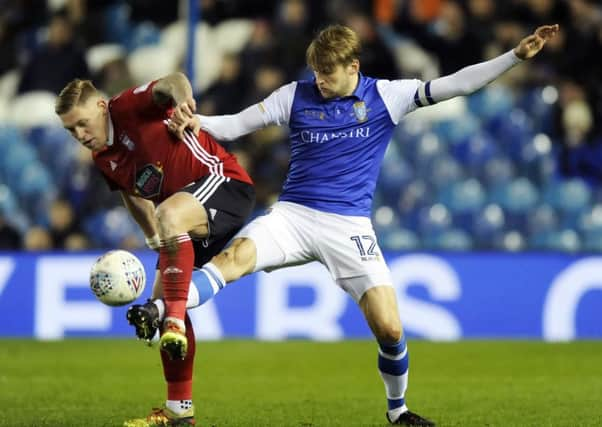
[353,101,367,122]
[299,126,371,144]
[110,160,118,171]
[135,164,164,198]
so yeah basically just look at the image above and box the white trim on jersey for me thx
[182,128,224,176]
[192,174,229,204]
[162,119,224,176]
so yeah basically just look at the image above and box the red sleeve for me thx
[110,80,169,117]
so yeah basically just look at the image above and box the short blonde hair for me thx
[306,24,361,74]
[55,79,99,115]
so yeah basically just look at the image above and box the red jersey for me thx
[92,80,252,203]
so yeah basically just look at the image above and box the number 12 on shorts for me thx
[350,235,378,257]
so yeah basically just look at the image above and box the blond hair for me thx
[306,24,361,74]
[55,79,99,115]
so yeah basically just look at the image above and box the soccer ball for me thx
[90,250,146,306]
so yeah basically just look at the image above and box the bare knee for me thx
[155,205,177,237]
[374,319,402,344]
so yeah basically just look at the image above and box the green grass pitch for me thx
[0,340,601,426]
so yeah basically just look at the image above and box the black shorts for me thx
[156,176,255,268]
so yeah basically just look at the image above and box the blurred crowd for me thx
[0,0,601,252]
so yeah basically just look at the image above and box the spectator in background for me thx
[394,0,483,76]
[64,144,121,219]
[344,10,400,80]
[0,216,21,249]
[96,57,135,97]
[0,15,18,75]
[239,20,280,89]
[198,54,246,115]
[48,199,83,249]
[63,232,90,251]
[23,226,52,250]
[273,0,312,80]
[465,0,498,49]
[18,9,90,94]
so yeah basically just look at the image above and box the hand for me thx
[514,24,559,60]
[168,97,200,140]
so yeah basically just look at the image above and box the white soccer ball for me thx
[90,250,146,306]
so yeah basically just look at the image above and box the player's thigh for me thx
[358,285,402,344]
[234,202,315,273]
[156,192,208,236]
[316,212,392,300]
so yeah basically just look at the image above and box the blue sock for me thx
[378,336,409,415]
[190,263,226,306]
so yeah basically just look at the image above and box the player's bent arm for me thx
[195,81,297,141]
[120,192,159,248]
[152,72,195,108]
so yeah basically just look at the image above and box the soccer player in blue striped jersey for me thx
[151,23,558,425]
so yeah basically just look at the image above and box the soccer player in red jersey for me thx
[56,72,255,426]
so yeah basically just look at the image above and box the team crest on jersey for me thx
[353,101,368,122]
[135,164,164,198]
[119,133,135,151]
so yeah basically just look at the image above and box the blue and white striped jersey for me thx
[260,74,425,217]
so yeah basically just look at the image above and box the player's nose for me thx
[74,127,86,141]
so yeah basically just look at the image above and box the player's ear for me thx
[97,98,108,112]
[348,59,360,74]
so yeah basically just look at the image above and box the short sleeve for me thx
[376,79,422,125]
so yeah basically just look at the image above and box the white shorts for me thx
[235,201,393,302]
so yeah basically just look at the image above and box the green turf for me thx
[0,340,601,426]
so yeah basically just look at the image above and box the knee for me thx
[155,205,179,237]
[375,320,402,344]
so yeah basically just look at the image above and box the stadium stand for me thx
[0,0,600,252]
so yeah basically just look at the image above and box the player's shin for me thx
[190,262,227,305]
[144,262,224,334]
[159,234,194,322]
[378,335,410,420]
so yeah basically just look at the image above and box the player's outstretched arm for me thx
[168,82,294,142]
[419,24,559,106]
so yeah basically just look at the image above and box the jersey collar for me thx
[349,72,368,100]
[106,110,115,147]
